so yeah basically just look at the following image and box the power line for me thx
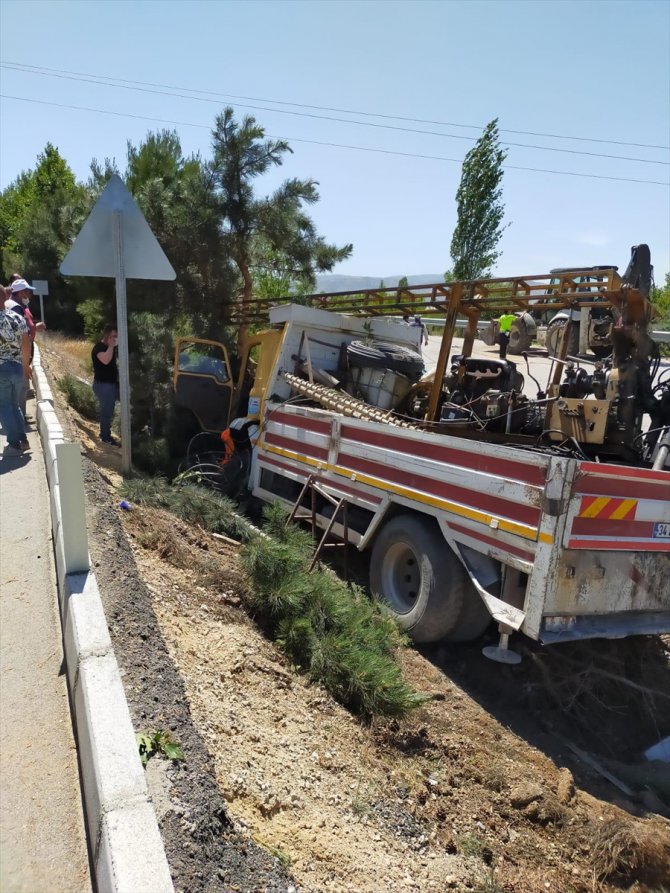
[2,93,668,187]
[1,61,668,168]
[3,59,667,153]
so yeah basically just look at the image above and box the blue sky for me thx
[1,0,669,281]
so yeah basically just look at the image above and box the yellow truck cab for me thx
[173,328,283,433]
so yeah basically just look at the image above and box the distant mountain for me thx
[315,273,444,293]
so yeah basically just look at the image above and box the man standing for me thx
[0,304,31,457]
[497,312,517,360]
[6,278,46,417]
[409,314,429,354]
[92,325,120,446]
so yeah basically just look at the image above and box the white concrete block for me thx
[97,801,174,893]
[56,442,89,574]
[39,405,64,445]
[49,483,63,551]
[73,653,148,850]
[63,572,112,691]
[33,367,54,404]
[54,535,68,617]
[43,434,60,489]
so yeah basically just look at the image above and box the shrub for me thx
[57,373,99,421]
[132,434,172,476]
[120,479,426,719]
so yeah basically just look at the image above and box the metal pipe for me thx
[652,428,670,471]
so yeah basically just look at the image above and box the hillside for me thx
[315,273,444,292]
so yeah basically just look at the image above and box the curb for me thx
[33,344,174,893]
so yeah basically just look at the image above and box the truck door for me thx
[173,338,233,432]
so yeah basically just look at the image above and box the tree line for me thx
[0,111,514,464]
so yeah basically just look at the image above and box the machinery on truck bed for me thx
[172,245,670,657]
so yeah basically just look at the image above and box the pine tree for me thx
[209,108,352,346]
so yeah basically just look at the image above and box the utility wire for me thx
[3,58,668,152]
[1,61,668,167]
[2,93,668,187]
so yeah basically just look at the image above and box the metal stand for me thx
[482,625,522,664]
[287,475,349,579]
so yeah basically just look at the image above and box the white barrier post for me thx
[55,442,90,574]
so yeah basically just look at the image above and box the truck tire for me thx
[347,341,425,381]
[480,320,498,347]
[370,515,486,643]
[508,313,537,354]
[546,318,579,358]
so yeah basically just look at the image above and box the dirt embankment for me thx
[41,340,670,893]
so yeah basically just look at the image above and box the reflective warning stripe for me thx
[579,496,637,521]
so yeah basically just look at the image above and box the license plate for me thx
[652,522,670,539]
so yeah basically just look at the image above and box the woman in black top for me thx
[91,325,119,445]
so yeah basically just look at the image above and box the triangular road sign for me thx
[60,174,176,280]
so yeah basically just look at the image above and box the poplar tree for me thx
[449,119,508,281]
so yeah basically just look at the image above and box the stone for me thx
[510,782,543,808]
[556,768,576,805]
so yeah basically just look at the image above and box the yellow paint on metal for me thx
[580,497,611,518]
[262,442,553,544]
[609,499,637,520]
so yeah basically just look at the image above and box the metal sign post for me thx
[112,212,132,474]
[60,175,176,475]
[32,279,49,326]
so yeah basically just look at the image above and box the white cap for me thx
[10,278,35,293]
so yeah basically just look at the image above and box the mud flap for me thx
[454,543,527,630]
[474,586,526,631]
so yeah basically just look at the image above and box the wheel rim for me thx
[379,541,421,614]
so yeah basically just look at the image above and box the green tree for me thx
[449,119,508,281]
[398,276,409,288]
[209,107,352,345]
[0,144,93,329]
[651,271,670,325]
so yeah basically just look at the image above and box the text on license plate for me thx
[653,522,670,539]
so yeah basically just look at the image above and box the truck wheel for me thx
[370,515,484,643]
[546,319,579,358]
[508,313,537,354]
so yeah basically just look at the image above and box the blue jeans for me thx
[0,360,27,448]
[93,381,119,441]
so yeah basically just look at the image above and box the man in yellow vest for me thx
[498,312,516,359]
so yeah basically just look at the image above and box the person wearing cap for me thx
[5,278,45,417]
[0,300,31,457]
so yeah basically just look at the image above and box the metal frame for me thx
[287,474,350,578]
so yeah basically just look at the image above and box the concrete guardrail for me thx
[32,344,173,893]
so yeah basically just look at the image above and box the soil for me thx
[40,338,670,893]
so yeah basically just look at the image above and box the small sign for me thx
[32,280,49,295]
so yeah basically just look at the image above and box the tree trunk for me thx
[236,257,253,355]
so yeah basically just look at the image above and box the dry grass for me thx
[590,815,670,885]
[40,332,92,380]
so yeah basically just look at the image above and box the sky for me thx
[1,0,669,281]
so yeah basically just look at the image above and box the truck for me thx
[172,245,670,660]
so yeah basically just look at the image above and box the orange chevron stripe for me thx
[579,496,637,520]
[606,499,637,521]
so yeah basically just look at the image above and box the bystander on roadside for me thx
[0,302,31,457]
[92,325,120,446]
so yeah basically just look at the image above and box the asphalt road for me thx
[0,410,91,893]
